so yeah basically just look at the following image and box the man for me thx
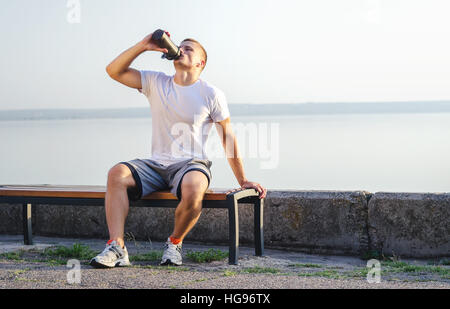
[90,31,267,268]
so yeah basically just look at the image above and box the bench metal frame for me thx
[0,188,264,265]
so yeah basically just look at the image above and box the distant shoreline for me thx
[1,101,450,121]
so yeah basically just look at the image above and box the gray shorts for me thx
[119,158,212,201]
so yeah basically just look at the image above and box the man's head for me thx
[174,38,207,74]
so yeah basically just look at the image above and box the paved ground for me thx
[0,235,449,289]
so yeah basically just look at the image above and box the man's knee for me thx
[107,164,136,188]
[181,188,204,206]
[180,171,208,205]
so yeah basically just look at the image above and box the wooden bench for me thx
[0,185,264,265]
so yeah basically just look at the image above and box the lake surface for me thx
[1,113,449,193]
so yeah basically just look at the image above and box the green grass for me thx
[342,260,450,280]
[298,270,342,279]
[130,250,163,262]
[43,243,96,260]
[133,264,190,271]
[223,270,237,277]
[165,265,190,272]
[242,266,281,274]
[12,268,30,276]
[381,260,450,277]
[289,263,323,268]
[43,259,68,266]
[185,248,228,263]
[1,244,96,266]
[0,251,24,260]
[343,267,370,278]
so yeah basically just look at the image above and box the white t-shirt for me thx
[139,70,230,166]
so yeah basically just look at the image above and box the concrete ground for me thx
[0,235,448,289]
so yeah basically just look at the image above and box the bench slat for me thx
[0,185,229,200]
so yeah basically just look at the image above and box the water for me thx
[1,113,449,193]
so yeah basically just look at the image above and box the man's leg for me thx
[171,170,209,241]
[105,163,136,249]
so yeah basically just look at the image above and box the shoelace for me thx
[165,242,182,254]
[100,244,122,259]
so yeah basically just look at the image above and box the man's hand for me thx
[226,181,267,199]
[106,32,171,89]
[139,32,169,53]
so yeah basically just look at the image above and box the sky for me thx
[0,0,449,110]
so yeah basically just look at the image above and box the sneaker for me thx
[89,240,131,268]
[160,238,182,266]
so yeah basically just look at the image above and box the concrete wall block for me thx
[0,204,22,234]
[125,207,175,242]
[368,192,450,258]
[264,190,370,256]
[33,205,108,238]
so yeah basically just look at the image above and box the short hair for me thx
[181,38,207,70]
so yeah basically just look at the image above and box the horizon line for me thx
[2,99,450,112]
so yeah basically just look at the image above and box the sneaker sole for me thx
[160,259,182,266]
[90,258,131,268]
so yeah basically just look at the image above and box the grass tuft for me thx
[185,248,228,263]
[290,263,323,268]
[298,270,341,279]
[43,243,96,260]
[130,250,163,262]
[0,251,24,260]
[242,266,281,274]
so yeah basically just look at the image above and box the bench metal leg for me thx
[22,203,33,245]
[254,198,264,256]
[228,198,239,265]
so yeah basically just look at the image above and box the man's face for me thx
[174,41,205,72]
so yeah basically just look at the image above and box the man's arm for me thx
[106,33,168,89]
[216,117,267,199]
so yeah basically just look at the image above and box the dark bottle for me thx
[151,29,181,60]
